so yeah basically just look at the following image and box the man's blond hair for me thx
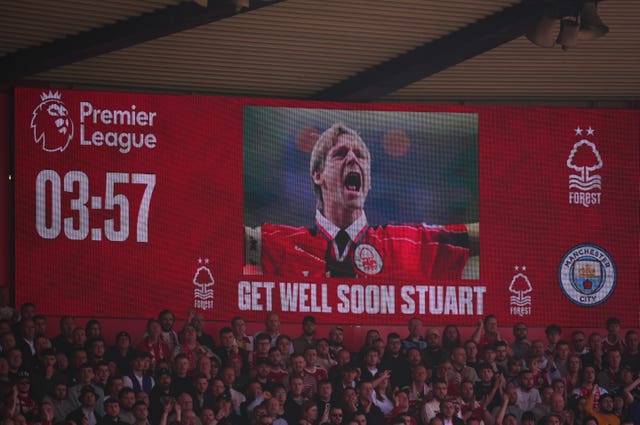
[309,123,369,211]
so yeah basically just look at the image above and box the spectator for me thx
[195,354,220,382]
[421,380,449,425]
[424,328,445,368]
[253,333,273,366]
[511,323,531,360]
[293,316,317,355]
[220,366,245,415]
[87,337,107,366]
[66,385,102,425]
[117,388,136,424]
[158,310,179,354]
[172,354,194,397]
[598,349,623,392]
[571,330,589,356]
[254,313,283,349]
[303,346,328,383]
[17,320,37,371]
[175,324,213,370]
[252,358,271,389]
[283,376,305,425]
[266,347,288,385]
[545,325,563,357]
[131,401,149,425]
[371,371,394,417]
[230,317,253,353]
[286,353,317,399]
[359,347,381,383]
[407,364,431,408]
[68,363,105,415]
[442,325,462,359]
[549,340,572,382]
[464,340,480,371]
[93,361,111,393]
[380,332,412,389]
[122,351,154,394]
[472,315,505,348]
[313,378,334,421]
[623,330,640,372]
[51,316,76,358]
[136,320,171,372]
[71,328,87,352]
[329,348,351,389]
[42,381,74,423]
[106,332,133,376]
[214,327,249,377]
[572,365,608,408]
[602,318,625,354]
[403,318,427,352]
[583,332,604,371]
[451,347,479,383]
[585,387,620,425]
[515,370,541,412]
[99,397,129,425]
[436,399,464,425]
[356,330,381,367]
[315,338,337,372]
[564,354,582,393]
[188,311,215,352]
[355,380,384,424]
[473,364,503,412]
[490,383,522,425]
[328,326,345,360]
[85,320,103,341]
[275,335,293,368]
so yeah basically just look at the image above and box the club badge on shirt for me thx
[354,244,383,275]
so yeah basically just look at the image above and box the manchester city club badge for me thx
[558,244,616,306]
[354,244,383,275]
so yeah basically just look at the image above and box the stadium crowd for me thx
[0,303,639,425]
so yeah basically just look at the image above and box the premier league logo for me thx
[559,244,616,306]
[31,91,74,152]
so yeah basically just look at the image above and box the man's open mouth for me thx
[344,172,362,192]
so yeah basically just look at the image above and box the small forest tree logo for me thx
[567,127,602,207]
[193,258,215,310]
[509,266,533,316]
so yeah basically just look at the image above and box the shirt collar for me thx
[315,210,368,242]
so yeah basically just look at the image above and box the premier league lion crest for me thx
[31,91,74,152]
[559,244,616,306]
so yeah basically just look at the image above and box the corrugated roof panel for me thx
[31,0,519,97]
[0,0,187,56]
[383,1,640,101]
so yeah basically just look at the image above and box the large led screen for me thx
[12,89,640,325]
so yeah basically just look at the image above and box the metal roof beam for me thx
[311,0,581,102]
[0,0,285,86]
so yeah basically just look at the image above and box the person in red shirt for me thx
[602,318,626,354]
[245,123,479,279]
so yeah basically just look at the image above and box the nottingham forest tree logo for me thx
[193,258,215,310]
[509,266,533,317]
[567,126,602,207]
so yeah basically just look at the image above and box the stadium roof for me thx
[0,0,638,107]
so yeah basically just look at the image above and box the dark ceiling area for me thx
[0,0,638,107]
